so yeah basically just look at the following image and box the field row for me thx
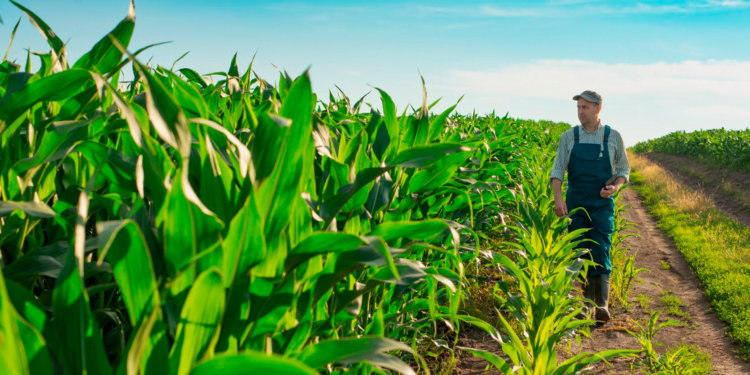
[631,128,750,172]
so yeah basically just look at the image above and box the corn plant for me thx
[609,198,648,309]
[632,128,750,172]
[628,311,708,374]
[0,2,600,374]
[459,129,640,373]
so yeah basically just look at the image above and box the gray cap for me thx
[573,90,602,105]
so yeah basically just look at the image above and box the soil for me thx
[451,182,750,374]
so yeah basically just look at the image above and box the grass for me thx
[629,151,750,359]
[661,156,750,213]
[670,164,711,186]
[659,290,691,321]
[418,338,457,375]
[463,260,508,327]
[636,293,653,310]
[717,180,750,213]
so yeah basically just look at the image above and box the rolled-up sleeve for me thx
[549,131,571,182]
[612,132,630,183]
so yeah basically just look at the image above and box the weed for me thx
[660,290,691,321]
[636,293,652,310]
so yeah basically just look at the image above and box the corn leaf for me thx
[189,353,317,375]
[169,268,225,375]
[0,201,56,218]
[369,220,448,242]
[389,143,471,168]
[292,337,416,375]
[136,62,190,154]
[73,0,135,74]
[222,190,265,287]
[10,0,66,70]
[407,150,469,194]
[0,69,92,133]
[428,101,460,142]
[16,317,52,375]
[161,169,224,327]
[255,72,313,276]
[50,250,113,375]
[286,232,363,270]
[0,267,30,375]
[4,279,46,334]
[97,219,161,323]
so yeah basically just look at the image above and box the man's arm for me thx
[612,132,630,186]
[551,177,567,217]
[601,132,630,198]
[550,132,570,217]
[549,131,570,183]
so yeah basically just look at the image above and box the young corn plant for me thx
[628,311,710,374]
[609,199,649,310]
[460,131,640,373]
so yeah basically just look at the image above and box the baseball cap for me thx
[573,90,602,105]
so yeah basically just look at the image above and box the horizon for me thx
[2,0,749,144]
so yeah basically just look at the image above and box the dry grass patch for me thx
[629,153,714,214]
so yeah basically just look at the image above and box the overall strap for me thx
[603,125,611,144]
[574,126,580,143]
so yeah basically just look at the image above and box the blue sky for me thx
[2,0,750,143]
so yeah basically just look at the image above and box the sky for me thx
[2,0,750,144]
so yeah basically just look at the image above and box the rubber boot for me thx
[582,276,595,319]
[584,275,611,324]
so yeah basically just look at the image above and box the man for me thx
[549,90,630,324]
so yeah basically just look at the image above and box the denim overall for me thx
[566,125,614,314]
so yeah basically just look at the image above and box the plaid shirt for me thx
[549,121,630,183]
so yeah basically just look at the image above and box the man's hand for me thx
[554,200,568,218]
[600,185,617,198]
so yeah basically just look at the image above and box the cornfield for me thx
[0,1,644,374]
[631,128,750,172]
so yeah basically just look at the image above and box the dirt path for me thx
[565,188,750,374]
[452,185,750,374]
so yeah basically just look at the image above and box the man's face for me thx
[577,98,601,125]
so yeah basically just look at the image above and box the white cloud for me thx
[686,104,750,117]
[480,5,553,17]
[435,60,750,143]
[547,0,600,5]
[450,60,750,97]
[707,0,750,7]
[414,1,750,18]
